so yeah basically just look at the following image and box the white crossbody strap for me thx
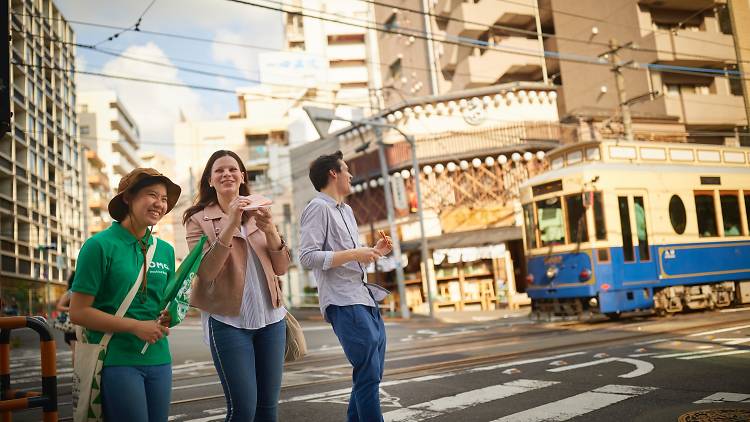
[98,241,156,348]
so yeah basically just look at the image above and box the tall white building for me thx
[77,91,141,192]
[3,0,85,315]
[283,0,374,110]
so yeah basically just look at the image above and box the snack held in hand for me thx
[241,193,273,210]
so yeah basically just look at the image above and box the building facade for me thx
[283,0,374,110]
[291,83,561,313]
[77,91,142,192]
[84,148,110,237]
[2,0,84,316]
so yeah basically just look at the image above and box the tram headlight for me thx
[546,266,558,279]
[589,297,598,308]
[525,274,534,284]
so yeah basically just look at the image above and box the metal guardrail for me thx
[0,316,58,422]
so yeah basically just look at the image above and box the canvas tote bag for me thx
[284,311,307,362]
[72,243,155,422]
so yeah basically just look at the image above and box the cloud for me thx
[76,42,206,157]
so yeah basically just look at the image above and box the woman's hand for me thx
[374,236,393,256]
[158,309,171,328]
[130,320,169,344]
[226,195,252,229]
[253,208,277,235]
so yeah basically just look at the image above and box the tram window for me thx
[746,194,750,233]
[537,197,565,246]
[523,204,538,249]
[694,193,718,237]
[618,196,635,262]
[669,195,687,234]
[720,193,741,236]
[566,194,589,243]
[593,192,606,240]
[634,197,650,261]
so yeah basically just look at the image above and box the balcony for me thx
[88,195,106,210]
[643,29,736,66]
[445,0,535,39]
[112,135,140,168]
[111,112,140,148]
[655,93,746,126]
[112,153,135,177]
[451,38,542,89]
[327,44,367,61]
[87,172,108,188]
[638,0,720,11]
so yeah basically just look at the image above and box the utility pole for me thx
[728,0,750,142]
[602,39,635,141]
[374,123,410,319]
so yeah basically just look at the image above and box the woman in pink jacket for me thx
[184,150,291,421]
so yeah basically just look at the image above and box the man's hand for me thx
[374,237,393,256]
[351,247,382,264]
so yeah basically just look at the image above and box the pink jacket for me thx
[185,203,291,316]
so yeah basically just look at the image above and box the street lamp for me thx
[304,107,435,318]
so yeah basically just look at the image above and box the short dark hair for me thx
[309,150,344,191]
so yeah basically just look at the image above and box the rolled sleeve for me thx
[298,201,331,271]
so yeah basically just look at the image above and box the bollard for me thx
[0,316,58,422]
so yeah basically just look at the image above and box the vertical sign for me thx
[391,176,408,210]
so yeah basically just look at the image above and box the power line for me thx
[11,60,374,107]
[224,0,750,81]
[357,0,750,65]
[93,0,158,47]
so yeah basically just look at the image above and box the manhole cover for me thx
[678,408,750,422]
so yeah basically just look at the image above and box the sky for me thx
[55,0,285,157]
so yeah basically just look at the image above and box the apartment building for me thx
[371,0,747,145]
[2,0,84,315]
[283,0,374,110]
[77,91,142,192]
[552,0,747,145]
[84,148,110,237]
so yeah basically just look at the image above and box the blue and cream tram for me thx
[520,139,750,318]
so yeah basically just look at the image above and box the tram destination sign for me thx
[532,180,563,197]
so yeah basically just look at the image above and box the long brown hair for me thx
[183,150,251,225]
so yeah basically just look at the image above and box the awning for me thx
[400,226,522,251]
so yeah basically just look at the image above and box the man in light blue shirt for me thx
[299,151,392,422]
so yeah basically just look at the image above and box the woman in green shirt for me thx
[70,168,181,422]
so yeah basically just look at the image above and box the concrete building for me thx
[283,0,374,110]
[2,0,84,316]
[371,0,552,105]
[77,91,142,192]
[370,0,747,145]
[84,148,111,237]
[551,0,748,146]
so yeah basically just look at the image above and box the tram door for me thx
[615,191,657,283]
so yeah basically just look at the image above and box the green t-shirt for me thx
[72,222,175,367]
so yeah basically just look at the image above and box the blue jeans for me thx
[208,317,286,421]
[101,363,172,422]
[326,305,387,422]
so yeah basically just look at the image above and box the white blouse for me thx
[201,226,287,343]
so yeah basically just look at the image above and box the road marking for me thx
[719,307,750,313]
[688,324,750,337]
[654,349,730,359]
[547,357,653,378]
[695,392,750,404]
[383,379,558,422]
[634,338,676,346]
[679,350,750,360]
[281,352,588,404]
[628,352,660,357]
[172,381,221,391]
[715,338,750,345]
[490,384,657,422]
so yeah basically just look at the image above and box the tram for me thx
[519,139,750,318]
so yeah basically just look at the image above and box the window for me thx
[634,197,650,261]
[593,192,606,240]
[523,204,537,249]
[745,194,750,233]
[720,192,742,236]
[695,192,718,237]
[536,197,564,246]
[384,13,397,30]
[618,197,634,262]
[669,195,687,234]
[566,194,589,243]
[80,126,89,135]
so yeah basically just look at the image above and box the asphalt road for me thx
[5,307,750,421]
